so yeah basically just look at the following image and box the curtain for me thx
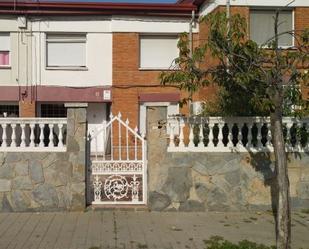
[0,52,9,66]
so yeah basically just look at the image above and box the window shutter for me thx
[0,33,10,51]
[46,34,86,67]
[140,36,179,69]
[47,42,86,67]
[250,10,293,47]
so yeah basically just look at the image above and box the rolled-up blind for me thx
[46,34,86,67]
[250,10,293,47]
[140,35,178,69]
[0,33,10,51]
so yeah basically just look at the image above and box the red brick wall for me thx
[295,7,309,99]
[112,6,309,125]
[112,33,191,127]
[295,8,309,34]
[196,6,249,102]
[19,101,36,117]
[198,6,309,101]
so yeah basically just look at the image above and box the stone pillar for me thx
[65,103,88,211]
[19,101,36,117]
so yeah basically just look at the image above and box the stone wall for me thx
[0,105,87,212]
[148,152,309,212]
[147,107,309,212]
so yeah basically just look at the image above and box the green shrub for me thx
[204,236,275,249]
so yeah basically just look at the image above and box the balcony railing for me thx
[167,116,309,152]
[0,118,67,152]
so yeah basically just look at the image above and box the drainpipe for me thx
[226,0,231,32]
[189,10,195,116]
[189,10,195,58]
[226,0,231,70]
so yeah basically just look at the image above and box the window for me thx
[139,35,179,69]
[0,104,19,117]
[0,33,10,66]
[46,34,86,68]
[40,104,67,118]
[250,9,293,47]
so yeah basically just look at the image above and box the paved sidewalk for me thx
[0,211,308,249]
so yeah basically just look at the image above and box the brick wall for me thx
[295,8,309,34]
[112,33,188,127]
[112,6,309,125]
[198,6,309,101]
[19,101,36,118]
[295,7,309,100]
[196,6,250,103]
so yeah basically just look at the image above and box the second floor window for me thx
[139,35,179,70]
[250,9,293,47]
[46,34,86,68]
[0,33,10,67]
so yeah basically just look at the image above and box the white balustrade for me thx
[167,116,309,153]
[20,123,26,147]
[48,123,54,148]
[0,118,67,152]
[247,123,253,149]
[198,123,204,148]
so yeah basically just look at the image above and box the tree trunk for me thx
[270,108,291,249]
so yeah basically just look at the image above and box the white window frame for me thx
[139,102,179,135]
[0,33,11,68]
[249,8,295,49]
[139,34,179,70]
[45,33,87,70]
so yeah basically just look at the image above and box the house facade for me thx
[0,0,308,134]
[0,1,196,148]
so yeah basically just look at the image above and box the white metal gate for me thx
[90,113,147,205]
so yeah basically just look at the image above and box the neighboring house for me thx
[0,0,308,140]
[0,1,196,152]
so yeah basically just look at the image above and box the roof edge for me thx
[0,0,197,16]
[0,1,197,11]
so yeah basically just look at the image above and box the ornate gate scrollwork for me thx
[104,175,129,201]
[93,173,142,203]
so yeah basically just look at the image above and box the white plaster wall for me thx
[0,15,194,88]
[0,17,18,31]
[38,33,113,87]
[0,18,19,86]
[31,16,111,33]
[32,17,113,87]
[111,16,198,33]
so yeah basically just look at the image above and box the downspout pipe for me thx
[226,0,230,69]
[189,9,195,116]
[189,10,195,58]
[226,0,230,31]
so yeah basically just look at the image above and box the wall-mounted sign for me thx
[103,90,111,101]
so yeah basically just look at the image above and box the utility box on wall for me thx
[17,16,27,29]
